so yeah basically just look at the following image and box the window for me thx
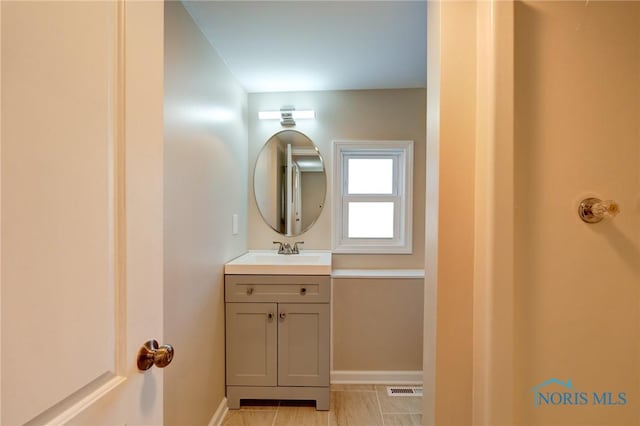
[332,140,413,253]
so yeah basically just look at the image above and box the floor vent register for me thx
[386,386,423,397]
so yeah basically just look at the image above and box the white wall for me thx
[163,3,248,425]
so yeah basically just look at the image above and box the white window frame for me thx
[332,140,413,254]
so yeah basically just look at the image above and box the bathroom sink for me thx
[225,250,332,275]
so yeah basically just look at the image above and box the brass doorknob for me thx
[579,197,620,223]
[137,339,174,370]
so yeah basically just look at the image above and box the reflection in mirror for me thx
[254,130,326,237]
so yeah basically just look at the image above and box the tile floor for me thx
[221,385,422,426]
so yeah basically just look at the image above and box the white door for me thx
[1,1,165,425]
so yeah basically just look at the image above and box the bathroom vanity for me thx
[224,128,331,410]
[224,251,331,410]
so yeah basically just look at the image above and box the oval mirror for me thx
[254,129,326,236]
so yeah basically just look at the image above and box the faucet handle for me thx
[292,241,304,254]
[273,241,284,254]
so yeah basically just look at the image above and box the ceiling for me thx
[182,1,427,93]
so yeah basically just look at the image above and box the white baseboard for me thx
[331,370,423,385]
[207,397,228,426]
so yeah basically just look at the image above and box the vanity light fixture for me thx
[258,108,316,126]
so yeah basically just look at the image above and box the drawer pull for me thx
[279,312,287,320]
[246,287,254,296]
[300,287,307,295]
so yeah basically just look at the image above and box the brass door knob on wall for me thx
[579,197,620,223]
[137,339,174,370]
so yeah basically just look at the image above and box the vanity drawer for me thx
[225,275,330,303]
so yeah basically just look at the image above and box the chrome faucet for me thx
[273,241,304,255]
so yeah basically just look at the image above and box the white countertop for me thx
[224,250,332,275]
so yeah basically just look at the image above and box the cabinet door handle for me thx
[267,312,274,321]
[246,287,254,296]
[279,312,286,320]
[300,287,306,295]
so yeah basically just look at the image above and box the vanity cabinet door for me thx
[226,303,277,386]
[277,303,330,387]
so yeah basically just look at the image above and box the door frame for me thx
[424,1,515,425]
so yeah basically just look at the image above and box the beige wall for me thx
[248,89,426,270]
[254,141,280,229]
[514,2,640,425]
[248,90,426,373]
[333,278,423,371]
[301,171,324,230]
[429,2,640,425]
[163,3,248,425]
